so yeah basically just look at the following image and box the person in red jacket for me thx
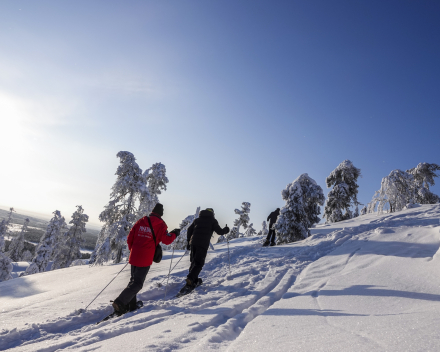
[112,203,180,315]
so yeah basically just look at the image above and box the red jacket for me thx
[127,213,176,267]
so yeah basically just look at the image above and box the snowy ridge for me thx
[1,205,440,351]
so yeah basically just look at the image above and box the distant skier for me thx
[179,208,229,296]
[263,208,280,247]
[112,203,180,315]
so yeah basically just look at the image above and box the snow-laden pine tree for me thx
[245,223,257,237]
[138,162,169,218]
[0,252,13,282]
[275,173,325,244]
[257,221,269,238]
[22,250,32,262]
[324,160,361,223]
[8,218,29,262]
[173,207,200,250]
[25,210,66,274]
[0,207,15,252]
[407,163,440,204]
[227,202,251,240]
[368,169,415,214]
[52,206,88,270]
[94,152,146,264]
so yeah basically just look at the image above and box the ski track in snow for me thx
[1,204,440,351]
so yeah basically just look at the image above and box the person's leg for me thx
[269,229,276,244]
[114,265,150,311]
[187,246,207,285]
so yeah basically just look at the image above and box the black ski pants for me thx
[115,265,150,310]
[187,245,208,283]
[266,228,276,244]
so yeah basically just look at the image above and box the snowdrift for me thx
[1,205,440,351]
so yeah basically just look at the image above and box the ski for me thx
[96,301,143,325]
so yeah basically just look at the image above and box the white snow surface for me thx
[1,205,440,351]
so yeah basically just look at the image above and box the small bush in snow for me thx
[257,221,269,238]
[245,223,257,237]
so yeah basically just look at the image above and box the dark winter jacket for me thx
[187,210,228,249]
[267,209,280,228]
[127,212,176,267]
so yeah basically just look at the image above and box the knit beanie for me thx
[152,203,164,216]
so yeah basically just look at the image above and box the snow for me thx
[1,205,440,351]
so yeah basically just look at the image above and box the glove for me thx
[170,228,181,237]
[186,244,190,251]
[224,226,230,234]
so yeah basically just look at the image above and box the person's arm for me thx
[267,213,271,222]
[213,220,229,235]
[157,221,176,246]
[127,219,141,250]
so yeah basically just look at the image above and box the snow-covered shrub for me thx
[368,169,415,214]
[360,206,367,216]
[23,262,39,276]
[8,218,29,262]
[27,210,66,274]
[70,259,85,266]
[324,160,361,223]
[245,223,257,237]
[257,221,269,238]
[227,202,251,241]
[275,173,325,244]
[52,206,89,270]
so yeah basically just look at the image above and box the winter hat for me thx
[152,203,164,216]
[205,208,214,214]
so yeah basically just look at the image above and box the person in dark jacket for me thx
[182,208,229,292]
[112,203,180,315]
[263,208,280,247]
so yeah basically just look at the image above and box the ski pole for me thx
[84,262,129,311]
[159,249,188,285]
[226,228,231,276]
[164,245,175,299]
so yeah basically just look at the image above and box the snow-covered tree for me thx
[173,207,200,250]
[0,207,15,252]
[138,162,169,218]
[0,253,13,282]
[407,163,440,204]
[324,160,361,223]
[257,221,269,238]
[8,218,29,262]
[227,202,251,240]
[94,152,146,264]
[245,223,257,237]
[368,169,415,214]
[275,173,325,244]
[26,210,66,274]
[52,206,88,270]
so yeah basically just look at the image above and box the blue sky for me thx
[1,1,439,230]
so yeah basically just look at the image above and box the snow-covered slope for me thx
[1,205,440,351]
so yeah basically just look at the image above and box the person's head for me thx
[152,203,164,217]
[205,208,215,214]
